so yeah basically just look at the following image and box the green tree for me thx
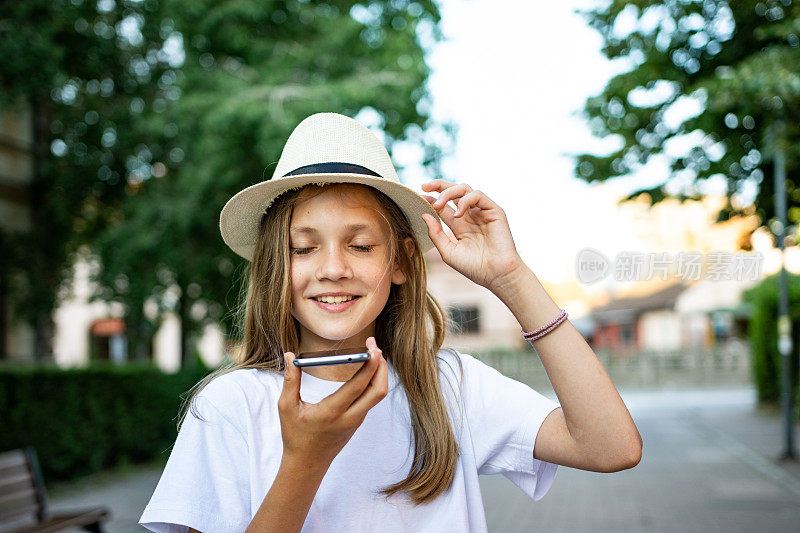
[742,272,800,407]
[90,0,451,366]
[575,0,799,241]
[0,0,177,358]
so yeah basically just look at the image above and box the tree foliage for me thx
[89,0,450,364]
[0,0,176,356]
[575,0,800,239]
[1,0,449,364]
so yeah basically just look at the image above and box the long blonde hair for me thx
[178,182,463,505]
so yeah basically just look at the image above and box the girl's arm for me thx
[419,180,642,474]
[187,457,328,533]
[185,443,330,533]
[489,263,643,473]
[244,454,330,533]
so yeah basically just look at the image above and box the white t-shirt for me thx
[139,348,560,533]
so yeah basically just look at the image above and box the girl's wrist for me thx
[280,451,333,478]
[492,266,562,330]
[486,256,528,297]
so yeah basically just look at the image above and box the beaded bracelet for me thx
[521,309,568,341]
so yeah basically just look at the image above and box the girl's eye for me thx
[290,245,374,255]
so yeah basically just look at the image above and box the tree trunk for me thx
[30,92,55,361]
[134,318,154,362]
[33,313,54,362]
[178,287,194,369]
[0,265,7,359]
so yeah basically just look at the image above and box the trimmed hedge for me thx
[742,272,800,413]
[0,360,211,483]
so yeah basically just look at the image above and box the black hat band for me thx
[260,162,383,228]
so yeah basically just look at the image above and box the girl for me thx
[139,112,642,533]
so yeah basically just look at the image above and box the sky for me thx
[388,0,727,285]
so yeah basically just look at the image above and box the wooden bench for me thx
[0,447,110,532]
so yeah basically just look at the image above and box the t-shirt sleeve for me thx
[454,350,561,501]
[139,392,251,533]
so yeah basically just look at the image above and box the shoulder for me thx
[436,347,530,400]
[182,368,284,437]
[193,368,281,417]
[434,347,486,400]
[436,347,486,383]
[434,348,503,430]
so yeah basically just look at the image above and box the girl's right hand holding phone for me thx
[249,338,387,531]
[277,336,389,468]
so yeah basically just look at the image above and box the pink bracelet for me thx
[521,309,568,341]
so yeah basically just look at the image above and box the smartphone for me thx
[293,346,370,367]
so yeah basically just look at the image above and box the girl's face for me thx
[289,185,410,355]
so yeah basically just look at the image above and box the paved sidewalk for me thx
[481,387,800,532]
[46,458,166,533]
[43,386,800,532]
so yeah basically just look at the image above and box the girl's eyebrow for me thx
[291,223,374,235]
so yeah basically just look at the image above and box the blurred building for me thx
[587,277,757,355]
[51,251,227,372]
[579,185,776,357]
[674,277,757,347]
[589,281,689,354]
[424,240,600,353]
[424,245,526,353]
[0,104,35,358]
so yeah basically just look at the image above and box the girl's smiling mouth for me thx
[311,295,361,312]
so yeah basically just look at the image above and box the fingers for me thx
[321,338,382,413]
[421,193,458,246]
[425,197,460,240]
[421,179,464,194]
[421,181,476,225]
[424,182,473,212]
[422,212,458,253]
[345,342,389,419]
[422,182,502,225]
[453,190,496,217]
[278,352,301,409]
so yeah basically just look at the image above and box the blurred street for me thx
[44,386,800,532]
[482,387,800,532]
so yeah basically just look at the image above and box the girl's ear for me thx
[391,237,415,285]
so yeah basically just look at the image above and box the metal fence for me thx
[473,341,752,393]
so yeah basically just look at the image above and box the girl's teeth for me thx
[315,296,355,304]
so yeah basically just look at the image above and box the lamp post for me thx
[774,120,795,460]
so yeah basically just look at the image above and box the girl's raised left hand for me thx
[420,180,524,291]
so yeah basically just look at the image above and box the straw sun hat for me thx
[219,112,441,262]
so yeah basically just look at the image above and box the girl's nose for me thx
[315,245,352,280]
